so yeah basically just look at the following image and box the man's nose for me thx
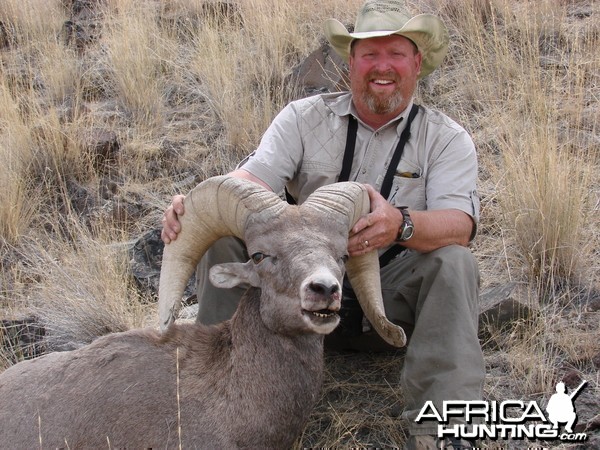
[373,56,394,72]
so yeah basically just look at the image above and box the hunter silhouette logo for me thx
[546,380,587,434]
[415,380,590,442]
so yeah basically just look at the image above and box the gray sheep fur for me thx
[0,291,323,448]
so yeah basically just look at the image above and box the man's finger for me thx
[351,216,370,234]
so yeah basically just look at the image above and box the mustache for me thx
[366,70,401,83]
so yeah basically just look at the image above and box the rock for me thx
[61,19,97,51]
[0,318,46,363]
[479,282,538,328]
[67,179,99,217]
[561,370,584,388]
[159,1,243,39]
[80,127,119,171]
[128,228,196,301]
[61,0,107,19]
[287,41,349,97]
[60,0,105,52]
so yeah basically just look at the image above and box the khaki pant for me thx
[195,237,485,436]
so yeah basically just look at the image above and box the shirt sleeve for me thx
[237,103,304,194]
[425,126,480,225]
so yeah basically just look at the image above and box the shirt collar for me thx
[324,92,414,136]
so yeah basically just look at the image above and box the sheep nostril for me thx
[308,281,339,297]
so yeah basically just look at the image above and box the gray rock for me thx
[479,282,538,328]
[287,41,349,98]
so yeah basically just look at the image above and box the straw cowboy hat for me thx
[324,0,449,78]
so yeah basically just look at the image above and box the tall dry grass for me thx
[424,0,598,293]
[0,0,598,447]
[0,83,33,245]
[102,1,169,132]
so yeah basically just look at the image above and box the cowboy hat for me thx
[324,0,449,78]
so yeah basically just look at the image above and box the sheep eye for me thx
[251,252,267,264]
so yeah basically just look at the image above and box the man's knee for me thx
[427,245,479,287]
[419,245,480,323]
[432,244,477,269]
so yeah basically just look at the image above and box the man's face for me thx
[349,35,422,120]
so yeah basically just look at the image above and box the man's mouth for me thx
[372,79,394,85]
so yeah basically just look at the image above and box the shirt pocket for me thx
[388,161,426,210]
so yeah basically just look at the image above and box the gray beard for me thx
[362,90,405,115]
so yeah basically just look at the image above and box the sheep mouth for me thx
[302,308,339,323]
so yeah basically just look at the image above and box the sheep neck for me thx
[229,287,325,381]
[225,287,325,445]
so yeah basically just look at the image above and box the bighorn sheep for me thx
[0,176,405,448]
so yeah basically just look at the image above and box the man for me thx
[162,1,484,449]
[546,382,578,433]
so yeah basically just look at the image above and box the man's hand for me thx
[161,194,186,244]
[348,184,402,257]
[347,185,476,256]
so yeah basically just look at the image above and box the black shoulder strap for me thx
[379,103,420,199]
[338,115,358,183]
[341,105,419,267]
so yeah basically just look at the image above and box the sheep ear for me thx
[209,261,260,288]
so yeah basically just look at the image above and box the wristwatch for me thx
[396,207,414,242]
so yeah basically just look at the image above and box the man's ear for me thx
[414,50,423,74]
[209,261,260,288]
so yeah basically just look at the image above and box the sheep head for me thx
[158,176,406,347]
[209,208,347,335]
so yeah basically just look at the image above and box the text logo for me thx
[415,381,589,442]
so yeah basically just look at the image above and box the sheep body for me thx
[0,289,322,448]
[0,177,402,448]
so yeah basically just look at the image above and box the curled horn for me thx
[303,183,407,347]
[158,176,286,331]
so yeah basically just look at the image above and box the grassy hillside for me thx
[1,0,598,448]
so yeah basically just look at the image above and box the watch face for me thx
[397,207,414,242]
[401,224,414,241]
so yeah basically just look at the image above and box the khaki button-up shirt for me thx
[239,92,479,225]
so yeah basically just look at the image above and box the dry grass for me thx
[0,0,598,447]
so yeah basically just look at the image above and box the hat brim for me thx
[324,14,448,79]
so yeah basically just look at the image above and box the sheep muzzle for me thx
[300,271,342,334]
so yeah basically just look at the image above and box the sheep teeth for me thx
[310,311,335,318]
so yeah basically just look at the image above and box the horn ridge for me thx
[158,176,284,330]
[303,182,369,226]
